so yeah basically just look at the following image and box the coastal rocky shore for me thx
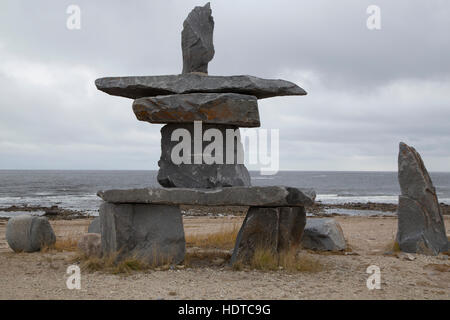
[0,205,87,220]
[1,201,449,220]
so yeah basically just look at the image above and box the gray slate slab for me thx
[396,142,448,255]
[95,74,307,100]
[182,3,215,74]
[133,93,260,127]
[97,186,316,207]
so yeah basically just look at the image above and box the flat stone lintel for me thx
[97,186,316,207]
[95,74,307,100]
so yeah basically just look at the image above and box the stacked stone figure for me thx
[95,3,311,265]
[95,2,307,189]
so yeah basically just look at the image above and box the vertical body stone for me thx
[158,123,251,188]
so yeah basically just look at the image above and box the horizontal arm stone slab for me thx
[97,186,315,207]
[95,74,307,100]
[133,93,260,127]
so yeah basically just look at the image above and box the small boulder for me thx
[6,215,56,252]
[78,233,102,258]
[302,218,346,251]
[88,217,100,234]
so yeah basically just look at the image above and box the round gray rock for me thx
[6,215,56,252]
[302,218,346,251]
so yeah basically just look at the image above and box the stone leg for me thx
[158,123,251,188]
[230,206,306,264]
[99,202,186,265]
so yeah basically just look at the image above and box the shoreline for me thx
[1,201,450,220]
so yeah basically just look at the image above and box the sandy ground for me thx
[0,216,449,300]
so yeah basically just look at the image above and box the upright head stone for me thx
[182,2,215,74]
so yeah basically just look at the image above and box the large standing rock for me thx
[133,93,260,127]
[158,123,251,188]
[78,233,102,258]
[181,2,215,74]
[6,215,56,252]
[301,218,346,251]
[95,74,307,100]
[88,217,100,234]
[396,142,448,255]
[230,207,306,264]
[99,203,185,265]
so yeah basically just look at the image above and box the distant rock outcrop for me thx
[396,142,448,255]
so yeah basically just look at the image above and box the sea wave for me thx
[0,194,100,215]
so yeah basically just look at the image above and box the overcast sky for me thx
[1,0,449,171]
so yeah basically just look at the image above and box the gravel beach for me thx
[0,215,448,300]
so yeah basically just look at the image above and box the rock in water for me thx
[396,142,448,255]
[133,93,260,127]
[6,215,56,252]
[182,2,215,74]
[157,123,251,188]
[301,218,346,251]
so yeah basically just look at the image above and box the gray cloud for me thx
[0,0,449,171]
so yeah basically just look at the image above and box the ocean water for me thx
[0,170,449,216]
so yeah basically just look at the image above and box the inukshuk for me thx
[95,3,307,188]
[95,3,312,265]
